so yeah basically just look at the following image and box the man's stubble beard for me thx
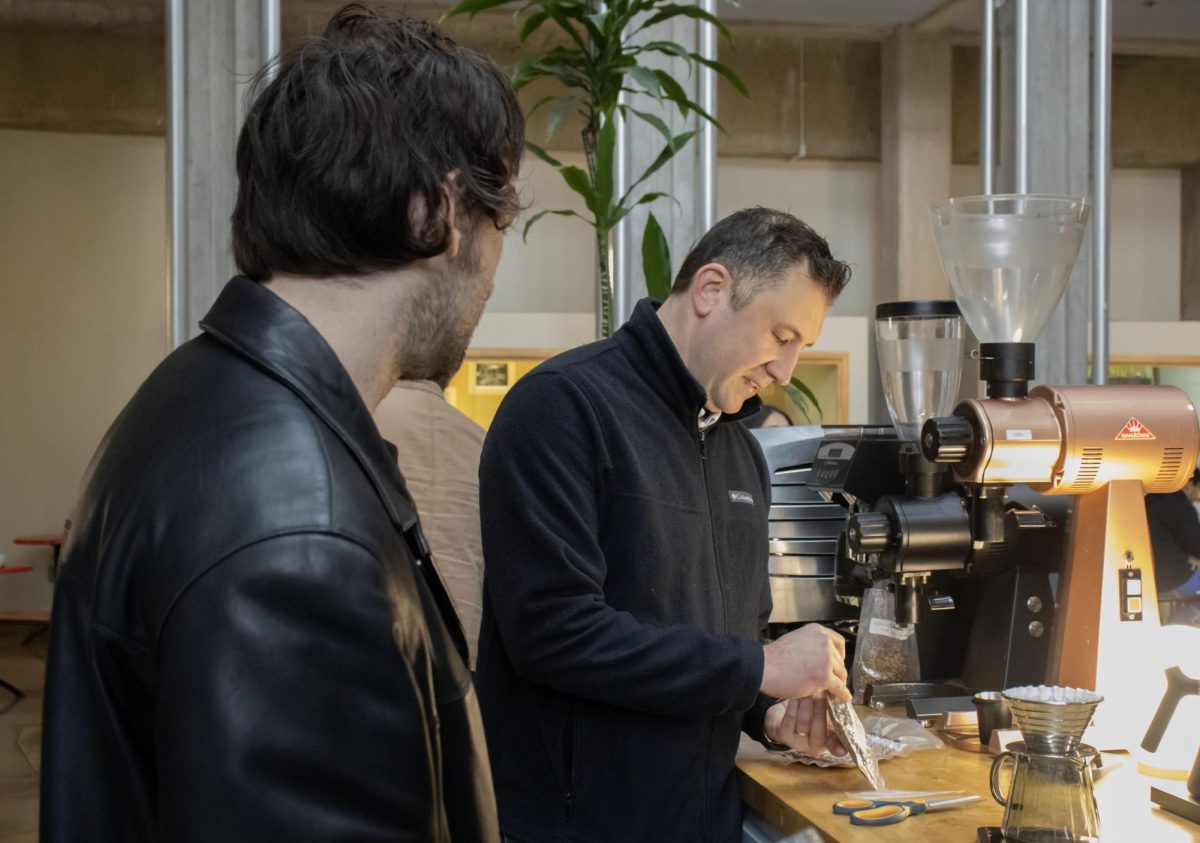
[394,235,490,388]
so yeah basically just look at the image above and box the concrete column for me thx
[879,27,953,304]
[1182,164,1200,321]
[172,1,271,344]
[997,0,1092,385]
[614,15,704,328]
[876,27,952,422]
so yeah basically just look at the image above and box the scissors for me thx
[832,795,982,826]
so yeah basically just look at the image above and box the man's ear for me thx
[439,176,463,261]
[412,172,463,262]
[689,263,732,317]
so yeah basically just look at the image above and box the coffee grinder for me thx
[849,300,967,623]
[920,194,1200,750]
[813,294,1072,693]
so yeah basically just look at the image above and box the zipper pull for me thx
[699,428,707,459]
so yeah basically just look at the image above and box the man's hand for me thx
[763,695,847,756]
[760,623,850,701]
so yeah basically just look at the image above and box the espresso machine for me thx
[915,194,1200,750]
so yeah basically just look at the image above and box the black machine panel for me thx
[752,424,1071,691]
[751,426,858,625]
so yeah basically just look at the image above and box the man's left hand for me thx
[763,694,847,756]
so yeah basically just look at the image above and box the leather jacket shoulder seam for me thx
[151,529,381,656]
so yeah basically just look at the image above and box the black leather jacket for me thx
[41,277,498,841]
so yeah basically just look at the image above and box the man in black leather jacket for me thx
[40,7,521,840]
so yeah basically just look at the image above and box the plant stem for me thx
[582,111,613,338]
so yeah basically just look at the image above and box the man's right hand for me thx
[760,623,850,701]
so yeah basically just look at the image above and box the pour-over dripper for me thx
[1003,686,1103,755]
[875,301,964,442]
[929,195,1089,345]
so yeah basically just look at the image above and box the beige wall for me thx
[0,129,167,610]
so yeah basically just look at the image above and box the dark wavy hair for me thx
[232,4,524,281]
[671,207,851,307]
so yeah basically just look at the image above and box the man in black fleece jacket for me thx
[477,208,853,842]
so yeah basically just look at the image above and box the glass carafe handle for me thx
[989,751,1016,806]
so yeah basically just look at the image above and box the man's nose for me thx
[765,347,803,385]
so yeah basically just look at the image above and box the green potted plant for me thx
[447,0,822,419]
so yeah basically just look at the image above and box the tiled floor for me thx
[0,626,44,842]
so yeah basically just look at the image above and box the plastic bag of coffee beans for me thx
[851,583,921,704]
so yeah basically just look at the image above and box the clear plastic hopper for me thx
[929,195,1089,344]
[875,301,964,442]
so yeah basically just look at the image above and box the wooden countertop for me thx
[737,728,1200,842]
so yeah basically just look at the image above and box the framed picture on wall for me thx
[468,361,514,394]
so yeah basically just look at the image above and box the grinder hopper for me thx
[929,194,1087,348]
[875,300,963,443]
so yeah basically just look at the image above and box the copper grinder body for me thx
[949,385,1200,750]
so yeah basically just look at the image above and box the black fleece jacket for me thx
[476,299,776,843]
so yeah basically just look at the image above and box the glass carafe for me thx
[989,742,1100,842]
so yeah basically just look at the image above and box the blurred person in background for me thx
[743,404,794,429]
[1148,468,1200,625]
[375,375,487,668]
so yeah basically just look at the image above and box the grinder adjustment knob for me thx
[922,416,973,464]
[847,512,892,555]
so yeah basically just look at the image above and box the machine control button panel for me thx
[1119,568,1144,621]
[811,441,857,488]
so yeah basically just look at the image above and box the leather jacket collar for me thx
[199,276,419,533]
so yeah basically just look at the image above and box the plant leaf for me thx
[511,53,549,90]
[638,4,732,41]
[650,75,725,132]
[525,140,563,168]
[628,66,662,102]
[522,208,587,241]
[546,94,583,142]
[688,53,750,97]
[642,212,673,301]
[637,40,689,59]
[622,130,696,202]
[443,0,512,18]
[558,165,596,214]
[541,4,588,52]
[585,11,608,37]
[785,376,823,420]
[526,94,557,118]
[652,69,692,118]
[633,191,669,205]
[518,10,551,42]
[610,190,670,227]
[625,107,673,143]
